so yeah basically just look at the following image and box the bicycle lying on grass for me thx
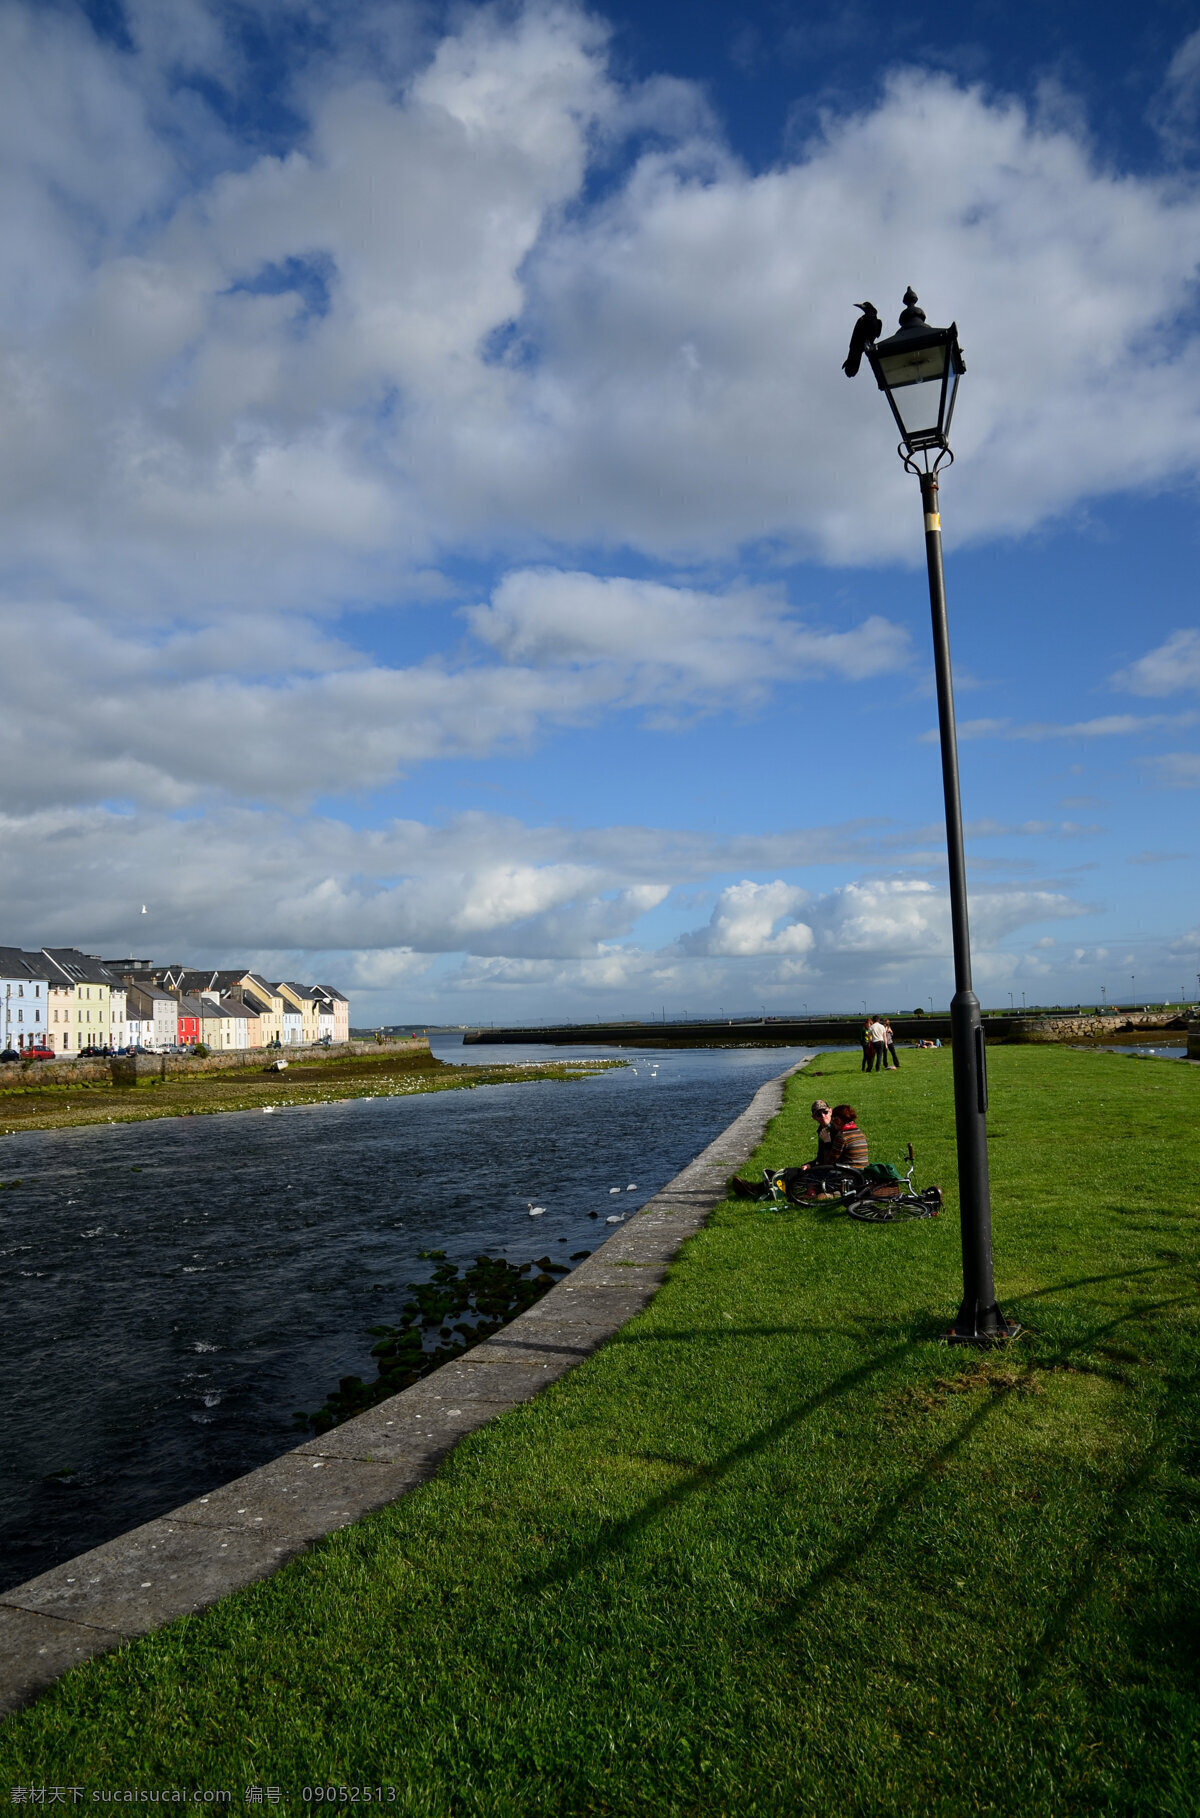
[839,1145,943,1222]
[736,1145,943,1223]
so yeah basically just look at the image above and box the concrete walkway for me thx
[0,1059,807,1718]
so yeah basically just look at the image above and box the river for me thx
[0,1039,813,1592]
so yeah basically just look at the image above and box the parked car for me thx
[22,1045,57,1060]
[0,1048,18,1063]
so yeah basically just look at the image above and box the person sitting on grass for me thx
[811,1098,835,1166]
[829,1104,868,1168]
[726,1099,860,1200]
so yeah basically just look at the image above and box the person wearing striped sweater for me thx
[830,1105,869,1168]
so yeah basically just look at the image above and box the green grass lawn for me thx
[2,1045,1197,1815]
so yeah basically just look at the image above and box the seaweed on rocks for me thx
[294,1251,570,1434]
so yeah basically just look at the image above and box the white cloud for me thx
[1152,28,1200,155]
[965,818,1104,837]
[0,583,909,813]
[5,5,1200,616]
[678,880,814,957]
[0,4,1196,1021]
[1141,752,1200,787]
[676,873,1082,973]
[929,713,1198,744]
[1115,629,1200,696]
[468,569,910,699]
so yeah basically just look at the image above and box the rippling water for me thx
[0,1039,811,1590]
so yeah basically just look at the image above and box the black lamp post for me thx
[852,287,1018,1344]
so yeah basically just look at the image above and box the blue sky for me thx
[2,0,1199,1021]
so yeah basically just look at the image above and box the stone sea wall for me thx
[996,1012,1187,1043]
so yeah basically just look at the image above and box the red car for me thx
[22,1045,56,1060]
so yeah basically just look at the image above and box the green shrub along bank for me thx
[2,1046,1197,1817]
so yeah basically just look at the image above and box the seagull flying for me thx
[842,301,882,377]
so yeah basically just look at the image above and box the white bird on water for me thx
[609,1187,622,1195]
[527,1202,546,1217]
[626,1183,638,1191]
[606,1214,624,1224]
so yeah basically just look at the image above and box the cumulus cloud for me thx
[5,2,1200,613]
[0,804,884,960]
[0,583,908,812]
[676,874,1082,975]
[468,569,910,703]
[678,880,814,956]
[1115,629,1200,696]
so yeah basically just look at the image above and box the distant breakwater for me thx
[464,1013,1192,1050]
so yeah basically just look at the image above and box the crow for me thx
[842,301,882,377]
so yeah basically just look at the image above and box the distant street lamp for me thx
[1008,992,1014,1010]
[850,288,1016,1345]
[1101,985,1107,1007]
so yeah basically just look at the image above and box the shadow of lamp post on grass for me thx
[845,287,1019,1345]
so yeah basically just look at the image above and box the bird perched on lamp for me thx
[842,301,881,377]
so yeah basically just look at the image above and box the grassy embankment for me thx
[2,1045,1198,1815]
[0,1047,620,1134]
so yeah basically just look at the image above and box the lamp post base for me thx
[946,1300,1022,1347]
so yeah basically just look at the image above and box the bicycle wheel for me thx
[843,1191,895,1223]
[889,1190,942,1221]
[783,1165,863,1206]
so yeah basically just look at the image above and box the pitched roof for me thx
[40,949,119,986]
[0,948,50,982]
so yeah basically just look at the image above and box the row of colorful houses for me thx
[0,950,349,1055]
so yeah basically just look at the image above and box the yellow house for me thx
[41,950,113,1052]
[239,976,285,1046]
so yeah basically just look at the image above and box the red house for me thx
[176,995,201,1048]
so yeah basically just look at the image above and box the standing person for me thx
[868,1016,888,1071]
[861,1021,873,1071]
[884,1020,900,1069]
[829,1104,869,1167]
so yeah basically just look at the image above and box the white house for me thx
[125,983,179,1051]
[0,948,50,1052]
[314,985,350,1043]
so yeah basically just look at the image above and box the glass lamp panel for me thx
[888,373,943,440]
[875,340,949,389]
